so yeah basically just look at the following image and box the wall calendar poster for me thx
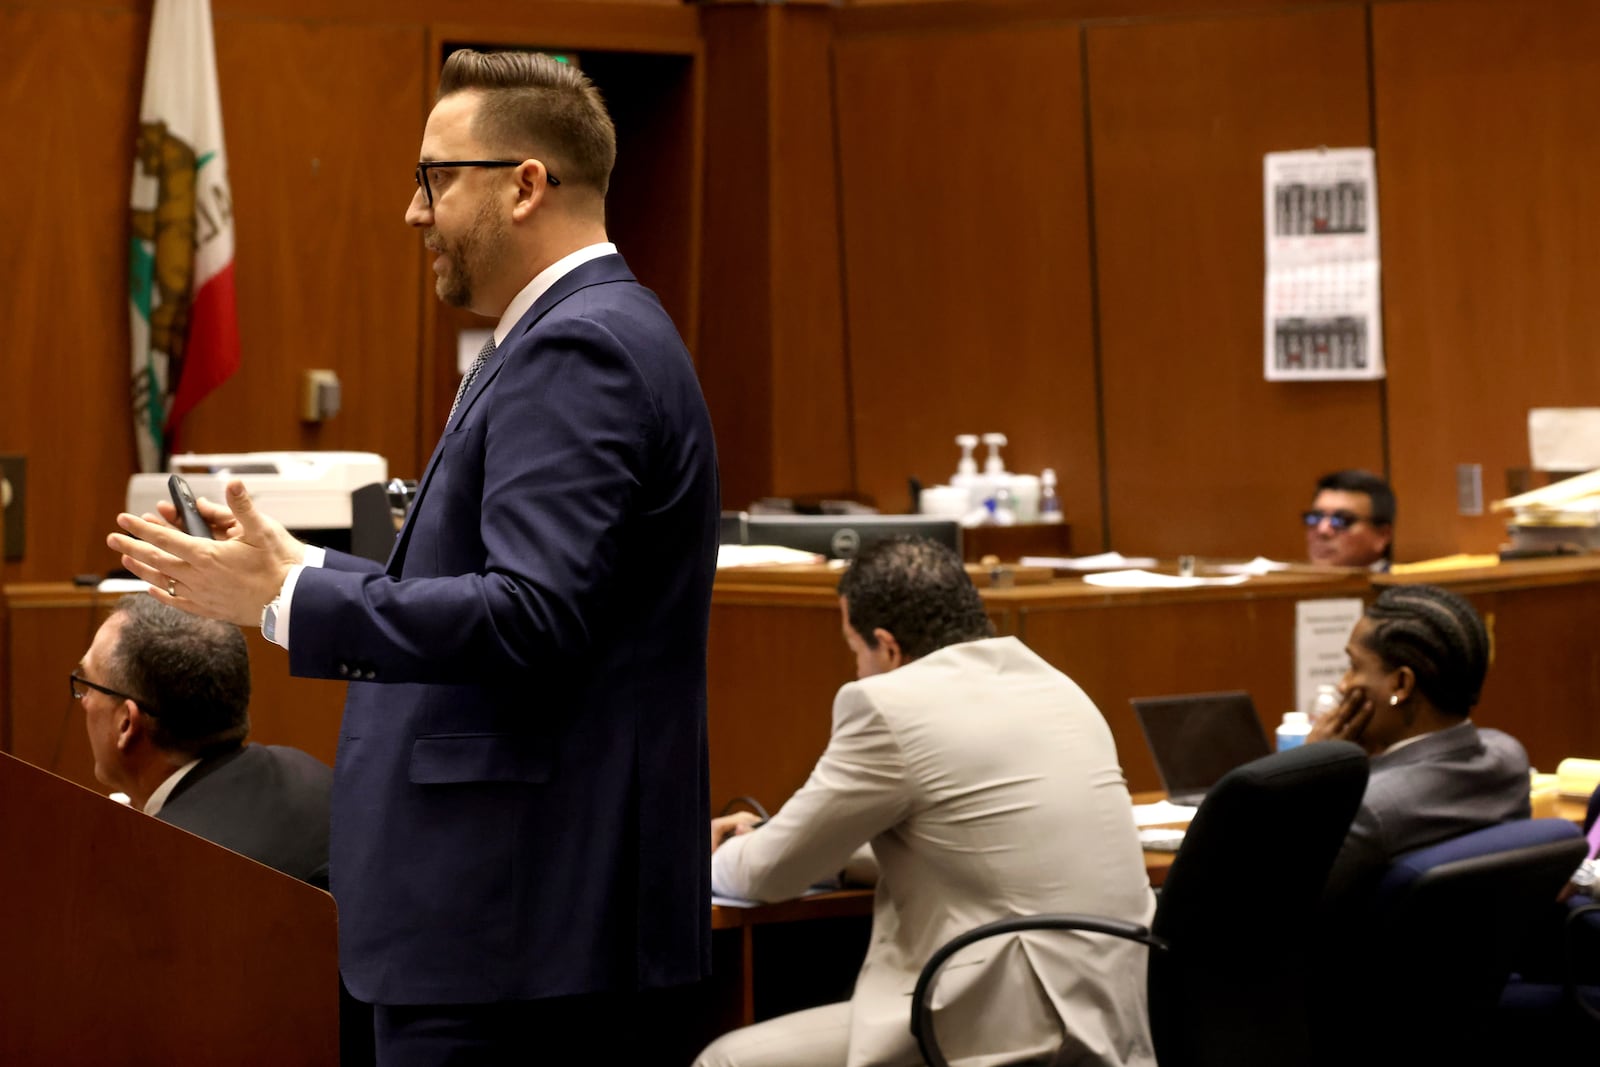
[1263,147,1383,382]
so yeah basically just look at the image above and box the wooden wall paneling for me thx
[427,3,701,55]
[707,596,850,813]
[768,7,853,500]
[6,593,109,791]
[1373,0,1600,559]
[698,6,778,510]
[1376,557,1600,767]
[1013,581,1363,792]
[838,0,1370,19]
[1088,7,1381,562]
[0,8,145,585]
[1470,583,1600,771]
[181,19,428,478]
[832,21,1104,538]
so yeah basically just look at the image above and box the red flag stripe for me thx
[166,260,240,437]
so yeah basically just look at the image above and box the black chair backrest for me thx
[1340,819,1587,1067]
[1149,741,1369,1067]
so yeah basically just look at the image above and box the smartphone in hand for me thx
[168,475,216,540]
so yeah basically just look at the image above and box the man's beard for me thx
[433,195,506,309]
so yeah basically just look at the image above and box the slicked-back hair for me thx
[837,536,995,662]
[1316,469,1396,526]
[105,595,251,759]
[1361,584,1488,718]
[437,49,616,197]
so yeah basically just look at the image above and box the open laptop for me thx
[1131,691,1273,806]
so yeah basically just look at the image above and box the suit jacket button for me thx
[337,663,350,676]
[364,669,377,680]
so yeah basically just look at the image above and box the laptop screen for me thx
[1131,691,1272,804]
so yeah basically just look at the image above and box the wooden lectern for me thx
[0,752,338,1064]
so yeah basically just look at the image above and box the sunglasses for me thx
[1301,509,1371,532]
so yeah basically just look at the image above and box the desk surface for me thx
[9,557,1600,807]
[714,789,1592,931]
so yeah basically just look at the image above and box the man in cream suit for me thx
[697,537,1156,1067]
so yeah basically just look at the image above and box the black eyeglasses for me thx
[414,160,560,207]
[69,673,153,713]
[1302,509,1371,532]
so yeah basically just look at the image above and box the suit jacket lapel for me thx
[385,254,637,574]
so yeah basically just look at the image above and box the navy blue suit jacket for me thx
[287,254,718,1005]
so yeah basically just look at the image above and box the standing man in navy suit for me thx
[111,49,719,1063]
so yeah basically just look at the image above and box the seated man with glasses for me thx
[72,595,331,886]
[1304,469,1396,571]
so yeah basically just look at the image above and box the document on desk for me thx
[1083,570,1250,590]
[716,544,825,567]
[1022,552,1160,572]
[1133,800,1198,828]
[713,883,846,909]
[1212,556,1292,576]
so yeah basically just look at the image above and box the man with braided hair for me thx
[1310,583,1530,899]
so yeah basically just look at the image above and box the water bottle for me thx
[1276,711,1310,751]
[1308,684,1340,725]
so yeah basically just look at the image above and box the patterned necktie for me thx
[449,335,498,422]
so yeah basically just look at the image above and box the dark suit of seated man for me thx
[72,594,331,886]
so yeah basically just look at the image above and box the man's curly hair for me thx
[836,536,994,661]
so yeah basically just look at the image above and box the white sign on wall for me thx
[1295,598,1365,714]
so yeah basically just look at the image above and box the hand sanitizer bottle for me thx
[952,435,981,509]
[1038,468,1064,524]
[980,433,1011,510]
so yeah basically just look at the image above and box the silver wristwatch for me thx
[261,595,283,644]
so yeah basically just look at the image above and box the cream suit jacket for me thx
[713,636,1157,1067]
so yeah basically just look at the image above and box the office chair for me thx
[1317,818,1588,1067]
[911,741,1370,1067]
[1496,784,1600,1055]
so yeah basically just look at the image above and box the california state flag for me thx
[129,0,239,472]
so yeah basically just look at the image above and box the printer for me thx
[126,451,395,558]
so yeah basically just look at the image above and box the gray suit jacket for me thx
[713,636,1156,1067]
[1325,721,1530,900]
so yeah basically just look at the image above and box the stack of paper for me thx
[1084,570,1249,590]
[1020,552,1159,571]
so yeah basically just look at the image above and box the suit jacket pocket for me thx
[408,733,551,785]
